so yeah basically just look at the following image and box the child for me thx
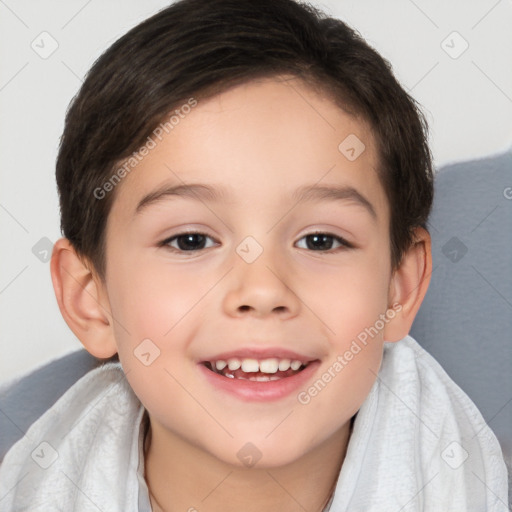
[0,0,508,510]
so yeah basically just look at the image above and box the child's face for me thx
[101,76,396,467]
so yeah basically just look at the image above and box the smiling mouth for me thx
[201,358,312,382]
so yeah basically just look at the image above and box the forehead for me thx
[108,76,388,223]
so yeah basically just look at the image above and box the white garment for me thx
[0,335,508,511]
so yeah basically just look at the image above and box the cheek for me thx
[104,255,208,420]
[298,280,387,441]
[104,249,212,396]
[301,251,390,396]
[107,249,209,340]
[306,251,391,337]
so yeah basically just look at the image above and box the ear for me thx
[50,237,118,358]
[383,227,432,342]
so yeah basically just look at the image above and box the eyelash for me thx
[158,231,354,254]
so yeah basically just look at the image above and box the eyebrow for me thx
[134,182,376,220]
[135,183,232,216]
[292,184,376,219]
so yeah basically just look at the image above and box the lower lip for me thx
[198,361,321,402]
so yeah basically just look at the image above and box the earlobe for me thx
[383,227,432,342]
[50,238,118,358]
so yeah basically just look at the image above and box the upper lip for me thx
[199,347,318,364]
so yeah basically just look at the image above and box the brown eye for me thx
[161,232,217,252]
[296,233,352,251]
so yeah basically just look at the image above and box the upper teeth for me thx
[214,357,305,374]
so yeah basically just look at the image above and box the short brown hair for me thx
[56,0,433,280]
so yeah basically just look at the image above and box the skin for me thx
[51,76,431,512]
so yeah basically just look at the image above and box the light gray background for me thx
[1,0,512,386]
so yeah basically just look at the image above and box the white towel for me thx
[0,335,508,511]
[330,336,509,511]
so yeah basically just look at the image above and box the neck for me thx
[144,413,354,512]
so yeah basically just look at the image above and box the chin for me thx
[209,438,312,470]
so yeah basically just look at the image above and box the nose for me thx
[222,246,301,320]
